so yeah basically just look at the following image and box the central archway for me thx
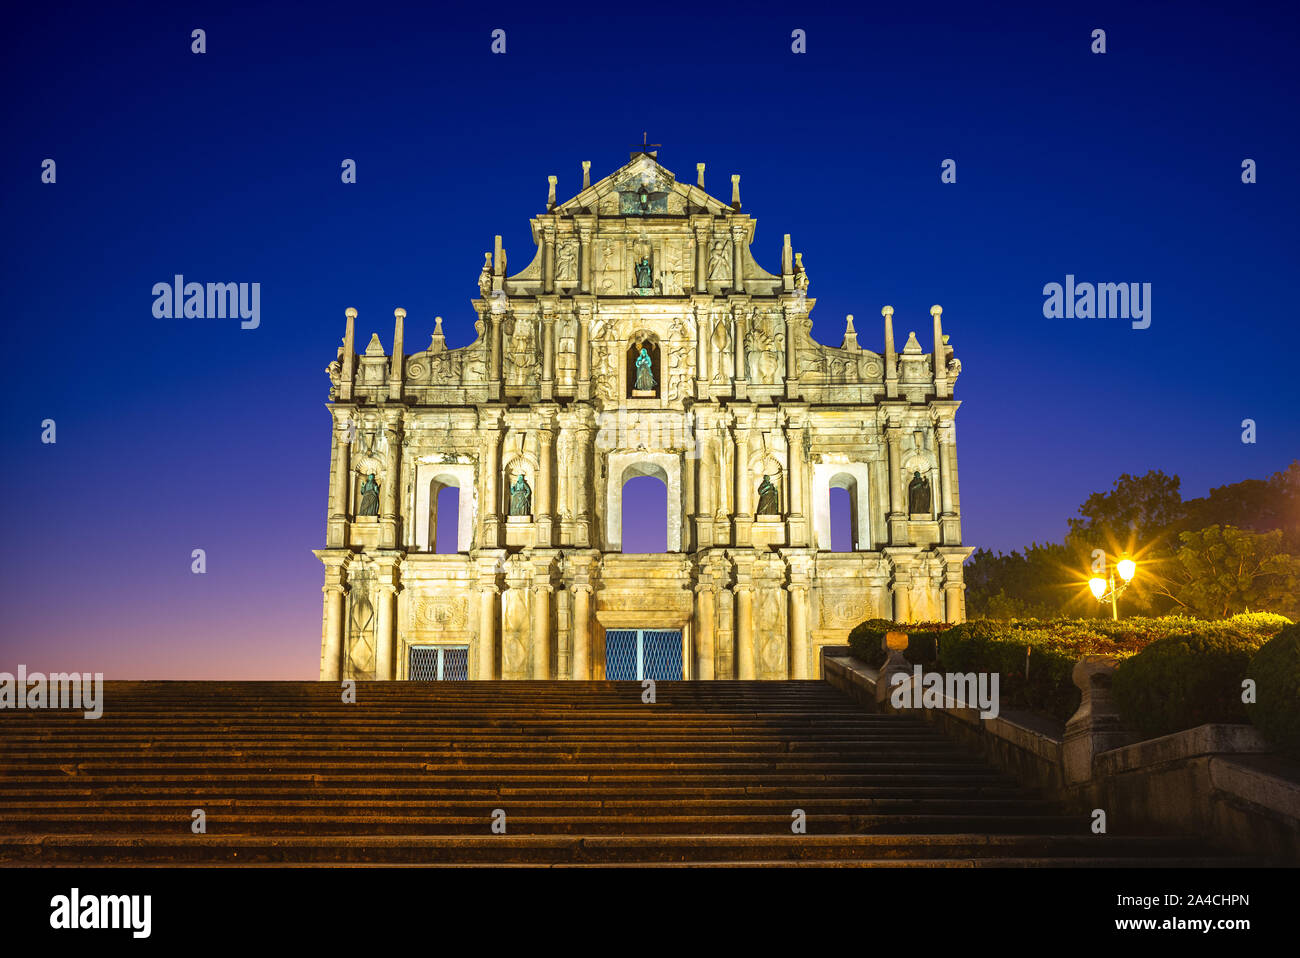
[605,454,682,552]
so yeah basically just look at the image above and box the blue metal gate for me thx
[408,646,469,681]
[604,630,682,680]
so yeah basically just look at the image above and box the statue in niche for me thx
[908,471,931,515]
[556,242,577,282]
[478,253,493,298]
[509,474,532,517]
[634,256,653,290]
[756,475,781,516]
[358,474,380,516]
[634,346,656,390]
[708,239,730,280]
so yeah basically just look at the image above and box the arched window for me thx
[434,486,460,553]
[621,474,668,553]
[829,486,854,551]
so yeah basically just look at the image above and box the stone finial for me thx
[1064,655,1131,785]
[547,176,557,210]
[876,631,912,704]
[930,305,943,318]
[782,234,793,275]
[430,315,446,352]
[433,315,443,335]
[582,161,591,189]
[394,307,406,320]
[841,313,859,350]
[731,174,741,210]
[882,305,894,319]
[494,235,506,276]
[697,162,706,188]
[345,307,358,320]
[364,332,385,356]
[883,307,898,397]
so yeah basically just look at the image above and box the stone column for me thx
[731,223,745,293]
[577,224,593,294]
[892,573,911,622]
[695,300,710,391]
[938,421,955,515]
[693,221,710,293]
[931,305,947,399]
[320,561,347,680]
[694,584,716,680]
[481,410,502,546]
[788,584,810,679]
[733,305,748,389]
[340,307,356,401]
[883,305,899,399]
[532,582,552,679]
[786,412,806,545]
[735,420,752,515]
[380,417,401,549]
[477,584,498,680]
[541,305,555,399]
[374,579,397,680]
[573,419,592,547]
[542,225,556,294]
[328,412,352,547]
[784,304,799,384]
[576,300,592,401]
[536,418,554,547]
[885,422,907,544]
[736,585,755,680]
[571,584,592,679]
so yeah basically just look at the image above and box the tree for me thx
[1149,525,1300,620]
[1066,470,1185,553]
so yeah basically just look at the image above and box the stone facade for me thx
[315,151,973,681]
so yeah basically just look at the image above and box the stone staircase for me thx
[0,680,1233,866]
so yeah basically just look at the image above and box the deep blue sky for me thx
[2,1,1296,677]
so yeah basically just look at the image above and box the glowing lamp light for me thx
[1088,577,1107,599]
[1116,558,1137,582]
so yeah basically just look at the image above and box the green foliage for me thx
[844,614,1292,728]
[846,619,944,668]
[1067,469,1184,551]
[1152,525,1300,620]
[1112,632,1268,739]
[966,462,1300,621]
[1246,624,1300,757]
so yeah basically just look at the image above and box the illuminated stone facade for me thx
[315,151,972,681]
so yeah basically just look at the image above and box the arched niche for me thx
[625,332,661,398]
[414,462,476,552]
[605,453,681,552]
[812,463,873,551]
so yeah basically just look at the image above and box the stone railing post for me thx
[1063,655,1131,785]
[876,630,912,704]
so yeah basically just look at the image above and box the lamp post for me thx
[1088,556,1137,620]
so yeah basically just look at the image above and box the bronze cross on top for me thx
[630,131,662,155]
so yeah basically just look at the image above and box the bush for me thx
[936,622,1081,722]
[846,619,943,668]
[1246,624,1300,757]
[1112,632,1267,739]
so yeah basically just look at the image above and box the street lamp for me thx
[1088,555,1137,620]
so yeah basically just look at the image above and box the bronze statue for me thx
[634,346,656,390]
[509,474,532,516]
[634,256,653,289]
[908,470,931,514]
[756,474,780,516]
[358,473,380,516]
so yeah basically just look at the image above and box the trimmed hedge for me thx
[846,619,945,669]
[1112,633,1266,739]
[1246,624,1300,757]
[843,613,1293,728]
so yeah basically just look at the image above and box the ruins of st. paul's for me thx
[316,150,972,682]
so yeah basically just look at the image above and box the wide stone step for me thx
[0,812,1088,835]
[0,833,1219,865]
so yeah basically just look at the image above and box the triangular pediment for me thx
[555,153,733,216]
